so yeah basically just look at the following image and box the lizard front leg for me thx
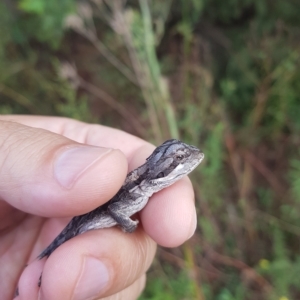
[107,203,139,233]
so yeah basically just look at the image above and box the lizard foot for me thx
[121,219,139,233]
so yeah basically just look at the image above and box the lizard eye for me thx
[157,172,164,178]
[176,154,184,161]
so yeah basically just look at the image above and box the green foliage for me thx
[289,157,300,203]
[19,0,45,13]
[1,0,300,299]
[139,268,196,300]
[17,0,75,48]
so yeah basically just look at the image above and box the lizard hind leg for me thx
[107,204,139,233]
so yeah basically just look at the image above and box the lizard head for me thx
[146,139,204,185]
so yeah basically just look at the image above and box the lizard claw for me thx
[122,219,139,233]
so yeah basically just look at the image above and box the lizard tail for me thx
[38,217,80,259]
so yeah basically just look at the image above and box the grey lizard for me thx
[38,139,204,259]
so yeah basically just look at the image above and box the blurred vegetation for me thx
[1,0,300,299]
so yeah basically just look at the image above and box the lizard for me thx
[38,139,204,259]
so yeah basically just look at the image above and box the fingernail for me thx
[188,210,197,239]
[54,146,112,189]
[74,257,110,300]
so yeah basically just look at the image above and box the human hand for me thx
[0,115,197,300]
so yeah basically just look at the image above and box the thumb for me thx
[0,121,127,217]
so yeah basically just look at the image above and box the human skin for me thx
[0,115,197,300]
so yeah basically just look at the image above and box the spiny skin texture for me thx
[38,139,204,259]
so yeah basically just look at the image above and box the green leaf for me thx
[18,0,45,14]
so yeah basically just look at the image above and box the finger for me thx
[101,275,146,300]
[0,215,43,300]
[0,115,149,159]
[141,177,197,247]
[18,228,156,300]
[129,145,197,247]
[0,121,128,217]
